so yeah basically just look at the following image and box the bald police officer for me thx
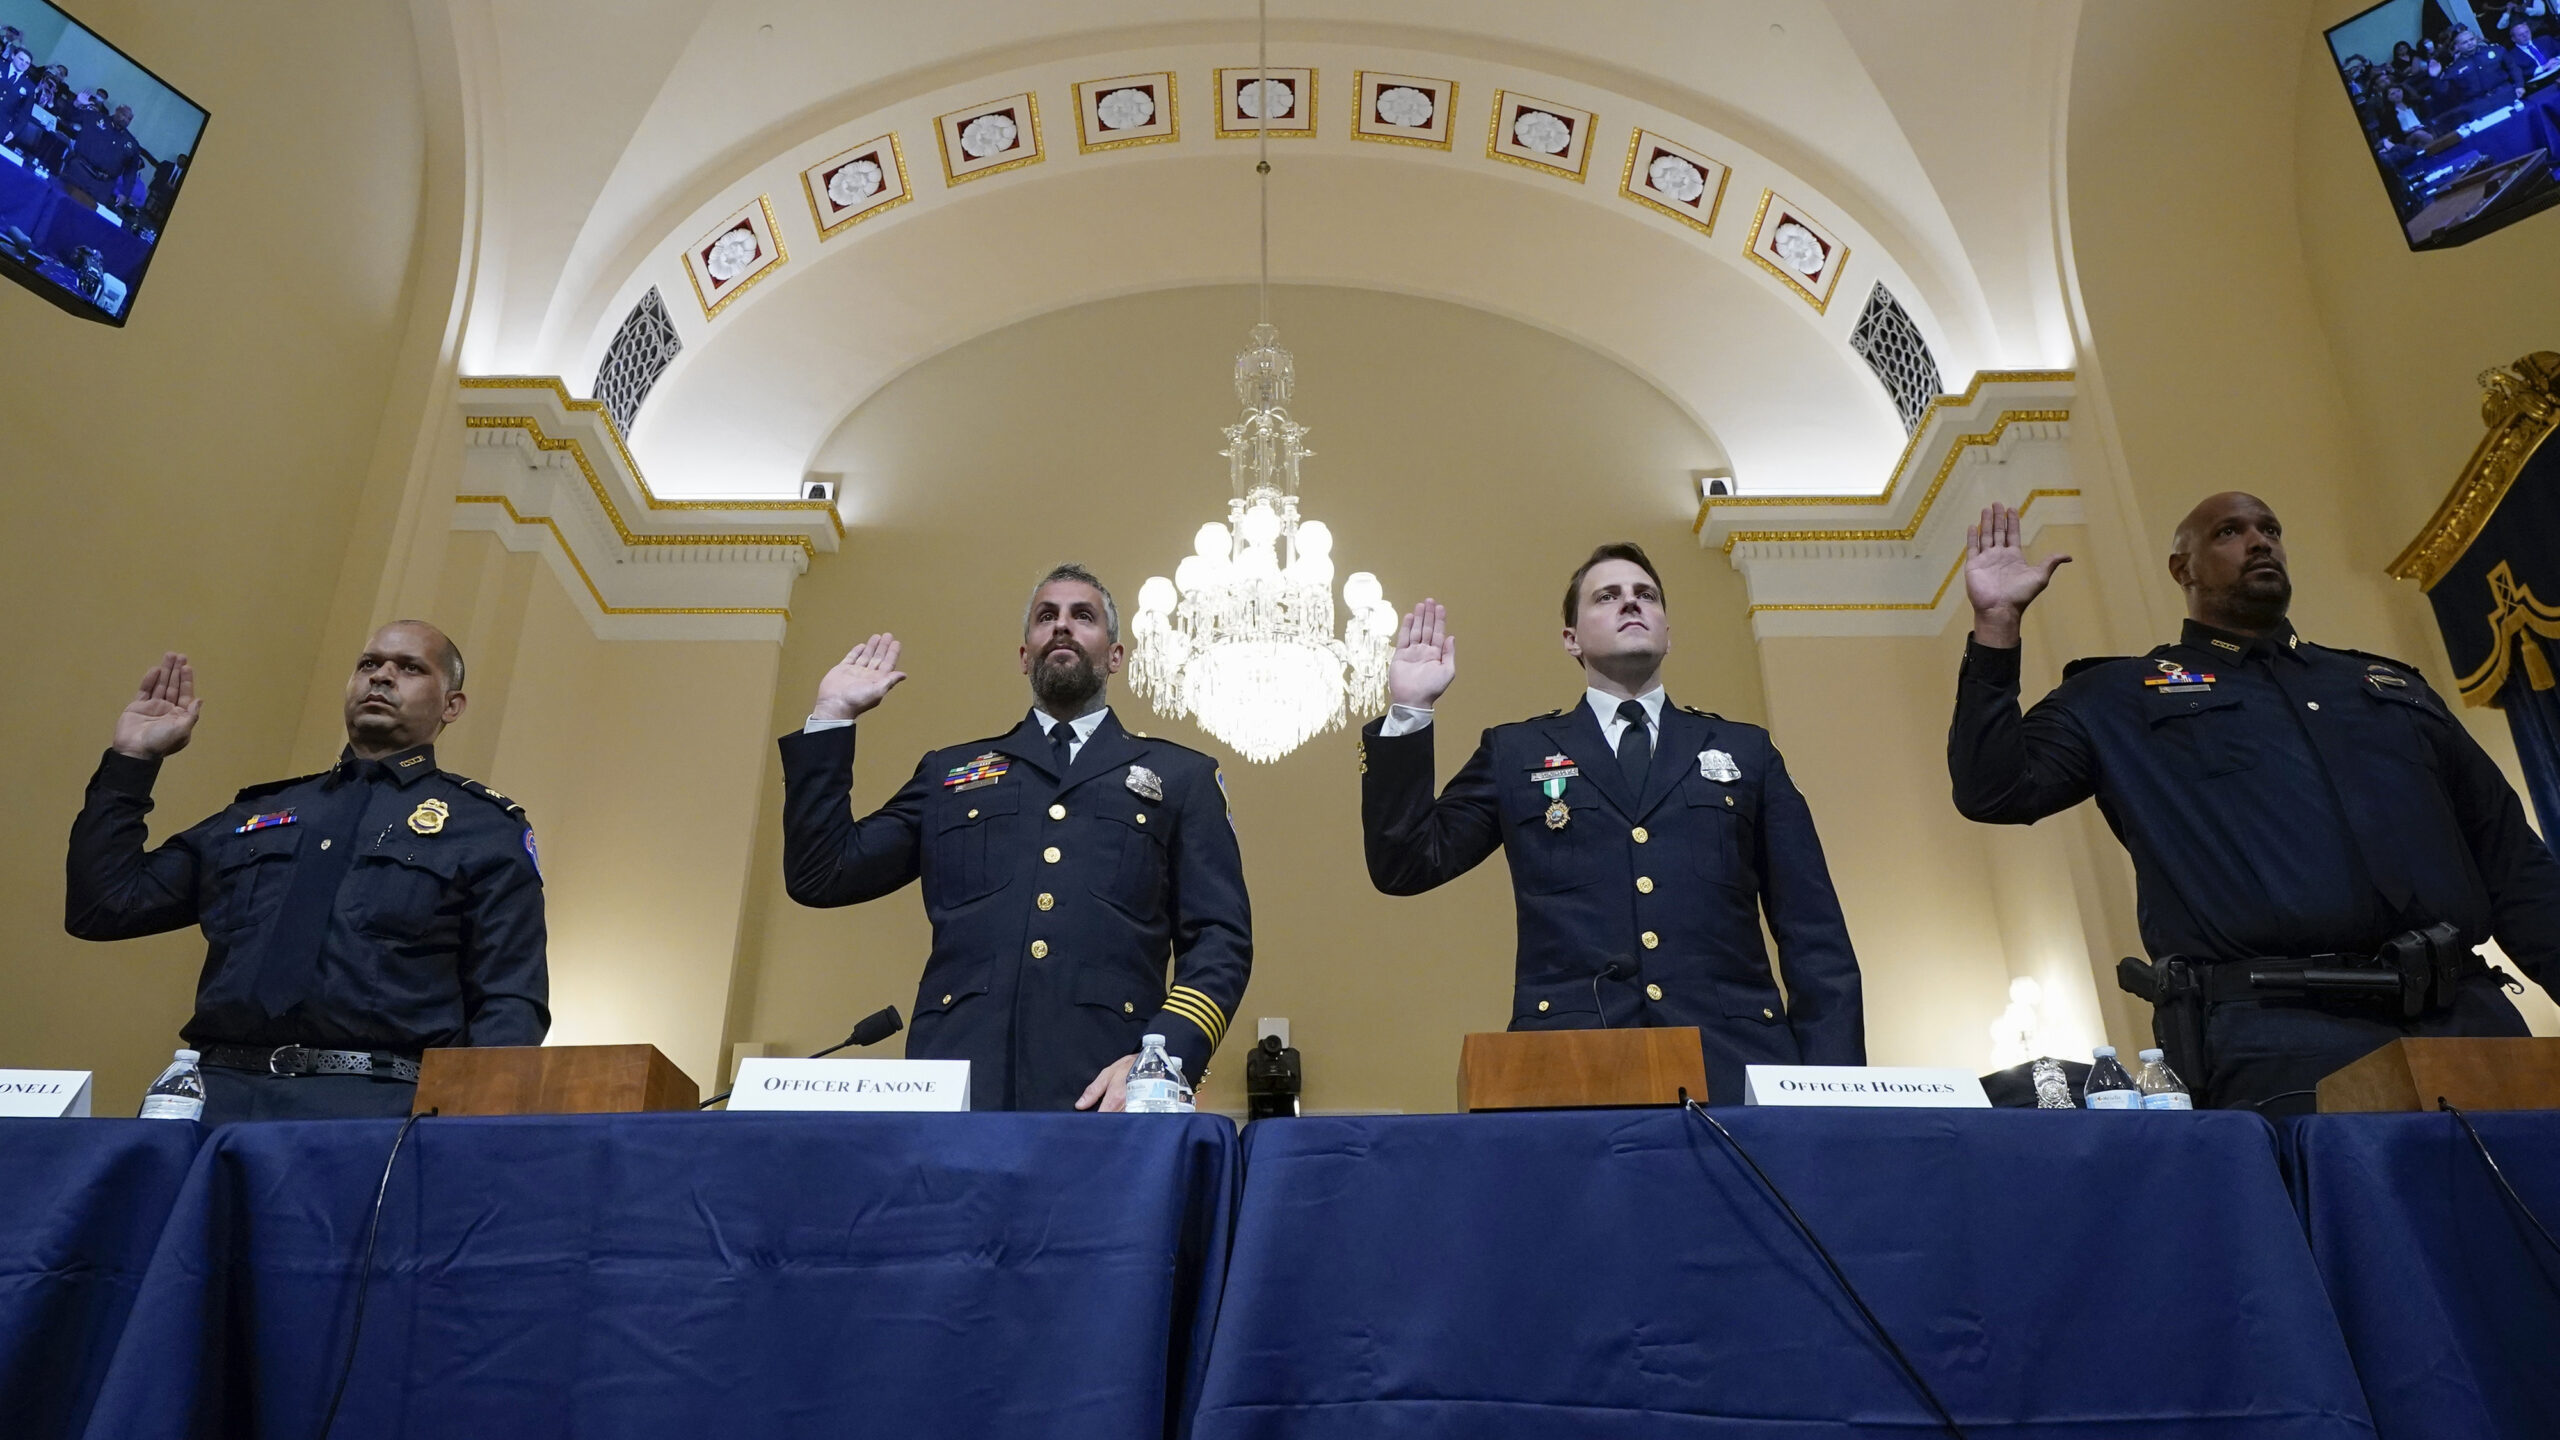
[1949,495,2560,1112]
[67,623,548,1123]
[778,564,1252,1111]
[1359,542,1865,1102]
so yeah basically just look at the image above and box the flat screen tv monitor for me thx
[2326,0,2560,249]
[0,0,206,324]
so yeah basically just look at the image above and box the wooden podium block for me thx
[2316,1037,2560,1113]
[413,1044,699,1117]
[1458,1027,1709,1111]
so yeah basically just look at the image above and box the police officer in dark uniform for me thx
[777,564,1252,1111]
[1358,542,1865,1103]
[67,622,549,1123]
[1949,495,2560,1112]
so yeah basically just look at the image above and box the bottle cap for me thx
[1141,1034,1165,1048]
[174,1049,199,1061]
[2093,1045,2116,1057]
[2138,1048,2164,1062]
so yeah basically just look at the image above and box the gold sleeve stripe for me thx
[1168,985,1230,1040]
[1160,995,1222,1044]
[1161,990,1223,1038]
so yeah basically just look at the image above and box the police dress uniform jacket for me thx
[1359,701,1864,1102]
[777,708,1251,1111]
[65,744,550,1055]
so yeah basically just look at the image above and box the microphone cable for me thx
[2439,1098,2560,1259]
[313,1106,433,1440]
[1679,1093,1967,1440]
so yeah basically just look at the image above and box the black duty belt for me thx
[202,1044,422,1083]
[2120,922,2503,1021]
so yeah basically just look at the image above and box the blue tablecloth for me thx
[0,1118,203,1440]
[1197,1109,2375,1439]
[2284,1112,2560,1440]
[82,1112,1237,1440]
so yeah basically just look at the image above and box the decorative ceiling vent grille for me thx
[1848,282,1941,436]
[593,287,682,435]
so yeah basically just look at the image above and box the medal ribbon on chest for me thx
[944,752,1009,791]
[1530,753,1577,830]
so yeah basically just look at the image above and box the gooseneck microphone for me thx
[699,1005,905,1108]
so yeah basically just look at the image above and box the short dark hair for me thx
[1024,563,1119,643]
[1561,542,1666,626]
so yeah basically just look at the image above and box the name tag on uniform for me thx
[1743,1065,1989,1108]
[0,1069,93,1117]
[726,1058,970,1112]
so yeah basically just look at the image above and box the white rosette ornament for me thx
[959,112,1018,158]
[1772,220,1827,276]
[1647,153,1705,203]
[1236,78,1292,119]
[826,159,883,207]
[1097,87,1155,131]
[1511,109,1570,155]
[705,227,761,283]
[1375,86,1434,128]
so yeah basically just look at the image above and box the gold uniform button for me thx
[320,839,332,851]
[1631,826,1649,844]
[1762,1007,1776,1019]
[1037,892,1055,910]
[1724,795,1735,807]
[1049,803,1067,820]
[1123,1002,1134,1014]
[1043,846,1061,863]
[2306,702,2321,712]
[1135,813,1147,825]
[1030,940,1049,959]
[1636,876,1653,894]
[967,808,979,819]
[942,993,954,1005]
[1537,999,1551,1012]
[1641,931,1660,949]
[1646,983,1664,1001]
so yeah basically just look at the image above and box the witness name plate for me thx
[0,1069,94,1117]
[726,1058,970,1112]
[1744,1065,1990,1108]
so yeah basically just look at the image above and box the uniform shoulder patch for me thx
[2334,646,2424,676]
[2061,655,2134,680]
[443,773,529,821]
[233,771,326,804]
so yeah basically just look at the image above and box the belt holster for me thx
[2117,955,2210,1096]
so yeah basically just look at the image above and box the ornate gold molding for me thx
[1693,369,2076,529]
[454,495,791,619]
[2387,352,2560,589]
[463,415,817,560]
[1715,409,2070,554]
[459,377,844,539]
[1746,488,2081,615]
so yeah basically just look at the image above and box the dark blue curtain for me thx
[2502,634,2560,850]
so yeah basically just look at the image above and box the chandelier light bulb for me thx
[1343,571,1383,611]
[1137,575,1178,615]
[1295,520,1333,559]
[1193,521,1231,560]
[1237,501,1283,548]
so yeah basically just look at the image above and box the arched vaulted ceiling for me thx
[444,0,2082,505]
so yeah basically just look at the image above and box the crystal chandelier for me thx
[1127,15,1397,764]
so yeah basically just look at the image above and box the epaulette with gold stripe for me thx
[444,773,529,820]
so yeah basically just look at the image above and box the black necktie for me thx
[253,760,374,1019]
[1049,720,1078,773]
[1615,699,1652,792]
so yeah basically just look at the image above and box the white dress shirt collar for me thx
[1031,703,1111,761]
[1586,685,1666,744]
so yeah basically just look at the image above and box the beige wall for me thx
[730,285,1756,1114]
[0,1,430,1111]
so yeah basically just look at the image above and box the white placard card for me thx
[0,1069,94,1117]
[726,1058,970,1112]
[1744,1065,1990,1108]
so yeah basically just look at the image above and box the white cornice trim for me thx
[1695,371,2079,638]
[453,377,841,641]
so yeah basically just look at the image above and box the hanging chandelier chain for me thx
[1256,0,1270,324]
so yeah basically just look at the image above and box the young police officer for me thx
[1950,494,2560,1112]
[1358,543,1865,1102]
[777,564,1252,1112]
[67,622,548,1123]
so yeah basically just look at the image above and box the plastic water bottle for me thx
[138,1049,205,1121]
[1124,1035,1189,1114]
[1166,1056,1196,1114]
[2135,1048,2193,1110]
[2082,1045,2141,1110]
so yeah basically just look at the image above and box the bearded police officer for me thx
[67,623,548,1123]
[778,563,1252,1111]
[1359,542,1865,1102]
[1950,495,2560,1112]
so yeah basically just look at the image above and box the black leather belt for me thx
[2199,950,2494,1010]
[201,1044,422,1083]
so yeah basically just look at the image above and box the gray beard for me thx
[1031,647,1106,713]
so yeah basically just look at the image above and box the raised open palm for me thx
[813,633,908,721]
[114,651,203,760]
[1965,503,2071,642]
[1387,599,1457,709]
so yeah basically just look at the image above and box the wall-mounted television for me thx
[2326,0,2560,248]
[0,0,206,324]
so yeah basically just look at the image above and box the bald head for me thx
[2167,492,2291,634]
[342,621,469,758]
